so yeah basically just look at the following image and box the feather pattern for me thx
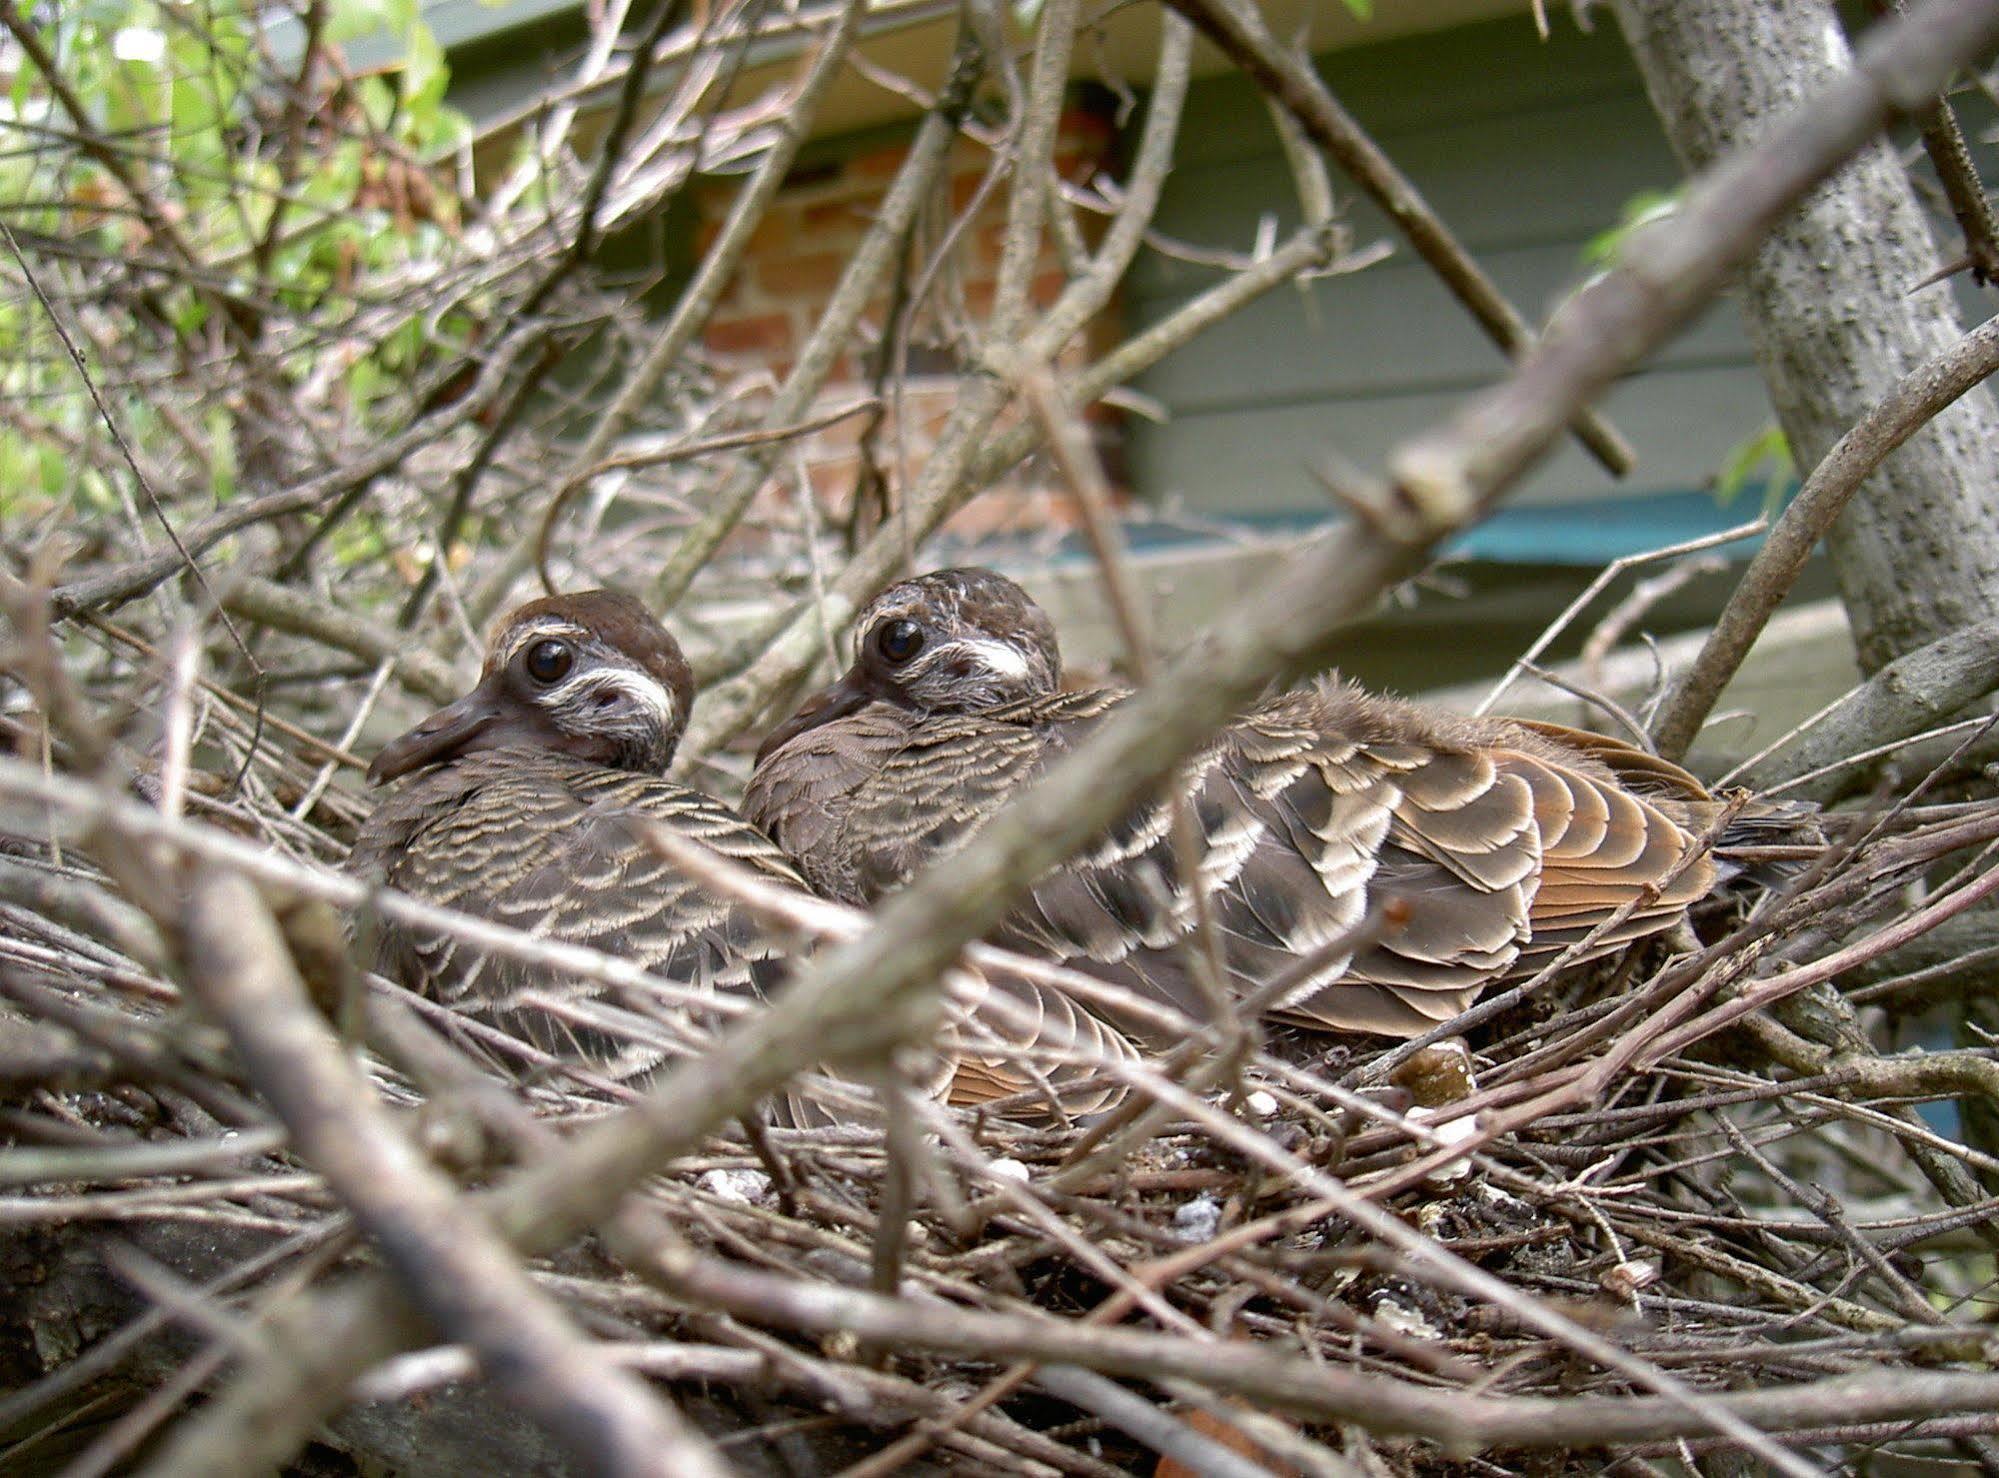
[747,568,1721,1045]
[349,592,807,1091]
[351,746,804,1083]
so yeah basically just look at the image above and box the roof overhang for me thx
[278,0,1536,136]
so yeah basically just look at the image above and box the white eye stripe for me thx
[551,667,679,727]
[949,638,1032,681]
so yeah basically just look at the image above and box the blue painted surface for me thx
[938,488,1787,570]
[1442,490,1779,564]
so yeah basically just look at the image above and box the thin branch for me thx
[1743,614,1999,796]
[1651,311,1999,758]
[644,28,981,607]
[163,867,729,1478]
[1163,0,1636,477]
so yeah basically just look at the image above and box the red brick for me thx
[808,461,856,502]
[1030,267,1069,306]
[705,312,792,356]
[850,143,909,179]
[1053,149,1102,182]
[803,197,870,236]
[758,250,848,300]
[744,205,798,256]
[949,173,983,213]
[1058,104,1115,146]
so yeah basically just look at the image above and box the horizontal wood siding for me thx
[1127,14,1764,522]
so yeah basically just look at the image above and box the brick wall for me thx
[695,103,1125,546]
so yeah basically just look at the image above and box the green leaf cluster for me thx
[1,0,474,536]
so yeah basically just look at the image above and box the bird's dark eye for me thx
[874,618,924,665]
[524,639,573,685]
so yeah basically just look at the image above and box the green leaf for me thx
[357,74,396,131]
[1583,188,1681,269]
[327,0,395,45]
[1713,421,1793,514]
[399,22,450,119]
[205,407,238,501]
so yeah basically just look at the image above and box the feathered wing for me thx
[747,686,1720,1060]
[353,749,801,1085]
[746,695,1144,1111]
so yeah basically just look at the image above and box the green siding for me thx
[1128,14,1763,523]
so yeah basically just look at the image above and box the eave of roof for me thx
[272,0,1535,137]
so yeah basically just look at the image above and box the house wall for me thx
[1126,14,1772,545]
[688,104,1122,541]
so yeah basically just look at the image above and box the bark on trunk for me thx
[1614,0,1999,673]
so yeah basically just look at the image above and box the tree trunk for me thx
[1614,0,1999,674]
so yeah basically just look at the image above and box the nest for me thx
[8,0,1999,1467]
[4,645,1999,1477]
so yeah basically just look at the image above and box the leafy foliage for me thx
[0,0,470,522]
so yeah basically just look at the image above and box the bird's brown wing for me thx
[352,750,802,1084]
[748,687,1716,1059]
[748,697,1145,1108]
[987,689,1713,1042]
[1281,721,1713,1033]
[943,965,1138,1117]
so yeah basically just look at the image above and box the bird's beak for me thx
[755,670,873,766]
[368,678,505,785]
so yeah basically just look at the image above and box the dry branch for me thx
[1651,311,1999,759]
[171,869,729,1477]
[8,1,1999,1473]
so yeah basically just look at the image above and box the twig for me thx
[222,575,467,705]
[1651,311,1999,758]
[1162,0,1635,476]
[1033,1364,1275,1478]
[646,34,976,606]
[622,1231,1999,1449]
[1474,520,1766,718]
[532,0,865,609]
[168,867,727,1477]
[1742,614,1999,795]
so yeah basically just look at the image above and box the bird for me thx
[745,566,1731,1045]
[348,588,1125,1120]
[349,589,811,1090]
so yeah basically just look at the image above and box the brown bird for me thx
[746,567,1726,1044]
[350,590,807,1087]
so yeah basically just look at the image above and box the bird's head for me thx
[756,567,1060,762]
[368,590,694,784]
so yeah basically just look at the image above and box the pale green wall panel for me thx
[1128,363,1778,518]
[1126,13,1767,520]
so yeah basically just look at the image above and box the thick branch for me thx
[133,1,1999,1462]
[222,575,468,705]
[170,870,726,1478]
[1165,0,1634,476]
[1744,614,1999,795]
[632,1237,1999,1449]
